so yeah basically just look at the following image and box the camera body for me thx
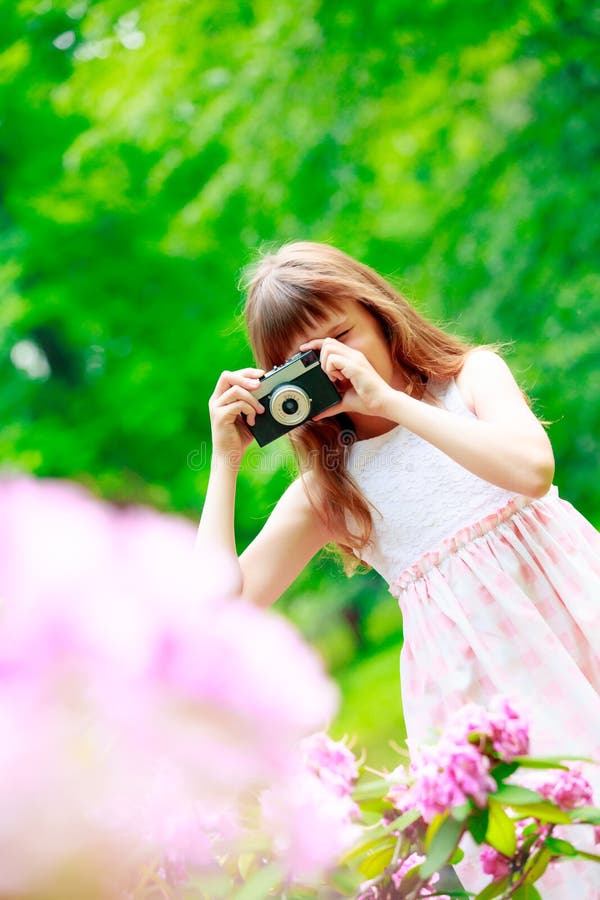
[245,349,342,446]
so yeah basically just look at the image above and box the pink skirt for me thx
[389,488,600,897]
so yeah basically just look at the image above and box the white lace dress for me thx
[346,378,600,897]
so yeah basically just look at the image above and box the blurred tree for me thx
[0,0,598,739]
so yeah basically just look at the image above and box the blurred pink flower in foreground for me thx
[0,476,339,897]
[259,733,361,884]
[300,731,359,798]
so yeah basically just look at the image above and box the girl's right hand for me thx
[208,367,265,464]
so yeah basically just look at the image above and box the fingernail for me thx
[258,403,265,412]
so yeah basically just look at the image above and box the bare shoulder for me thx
[456,348,545,427]
[280,469,321,516]
[455,349,521,415]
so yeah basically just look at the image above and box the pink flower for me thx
[410,740,496,823]
[448,697,529,762]
[390,851,425,887]
[356,886,380,900]
[535,766,594,810]
[385,764,419,823]
[480,844,511,881]
[389,852,450,897]
[260,769,360,883]
[0,476,340,895]
[300,732,359,798]
[487,697,530,761]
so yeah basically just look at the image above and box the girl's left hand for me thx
[298,337,392,420]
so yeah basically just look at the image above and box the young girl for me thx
[199,242,600,896]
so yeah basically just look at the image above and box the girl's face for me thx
[287,298,400,389]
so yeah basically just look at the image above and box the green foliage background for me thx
[1,0,598,766]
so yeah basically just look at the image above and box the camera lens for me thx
[269,384,311,425]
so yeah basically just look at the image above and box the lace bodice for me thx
[345,378,518,583]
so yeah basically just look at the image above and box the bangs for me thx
[248,280,345,369]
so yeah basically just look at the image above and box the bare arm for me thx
[239,474,332,608]
[196,366,265,594]
[196,457,244,593]
[197,367,331,606]
[380,350,555,498]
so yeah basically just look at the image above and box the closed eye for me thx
[335,328,351,339]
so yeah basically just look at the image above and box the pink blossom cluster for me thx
[385,764,414,815]
[481,819,551,881]
[447,696,530,762]
[260,768,361,884]
[300,731,359,798]
[260,733,361,883]
[357,851,450,899]
[535,766,594,810]
[386,698,530,826]
[0,476,340,896]
[408,739,497,823]
[480,767,597,881]
[390,852,450,898]
[480,841,512,881]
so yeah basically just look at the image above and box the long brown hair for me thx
[242,242,473,572]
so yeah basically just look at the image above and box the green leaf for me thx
[523,846,553,884]
[343,811,420,860]
[568,805,600,825]
[432,892,474,898]
[511,756,570,770]
[385,807,422,832]
[467,808,490,844]
[358,841,397,878]
[353,778,391,801]
[474,875,510,899]
[231,862,283,900]
[358,798,388,815]
[490,761,519,785]
[485,800,516,857]
[512,884,542,899]
[182,872,235,899]
[420,815,464,880]
[492,784,544,805]
[506,802,572,824]
[237,852,257,881]
[515,755,597,766]
[449,846,465,865]
[451,801,472,822]
[572,850,600,863]
[327,866,365,897]
[425,811,450,851]
[544,836,579,857]
[339,828,391,864]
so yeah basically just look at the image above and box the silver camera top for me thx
[251,350,320,402]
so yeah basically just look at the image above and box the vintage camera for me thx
[245,349,342,446]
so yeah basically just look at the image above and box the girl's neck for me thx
[349,412,400,442]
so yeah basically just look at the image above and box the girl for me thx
[198,242,600,896]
